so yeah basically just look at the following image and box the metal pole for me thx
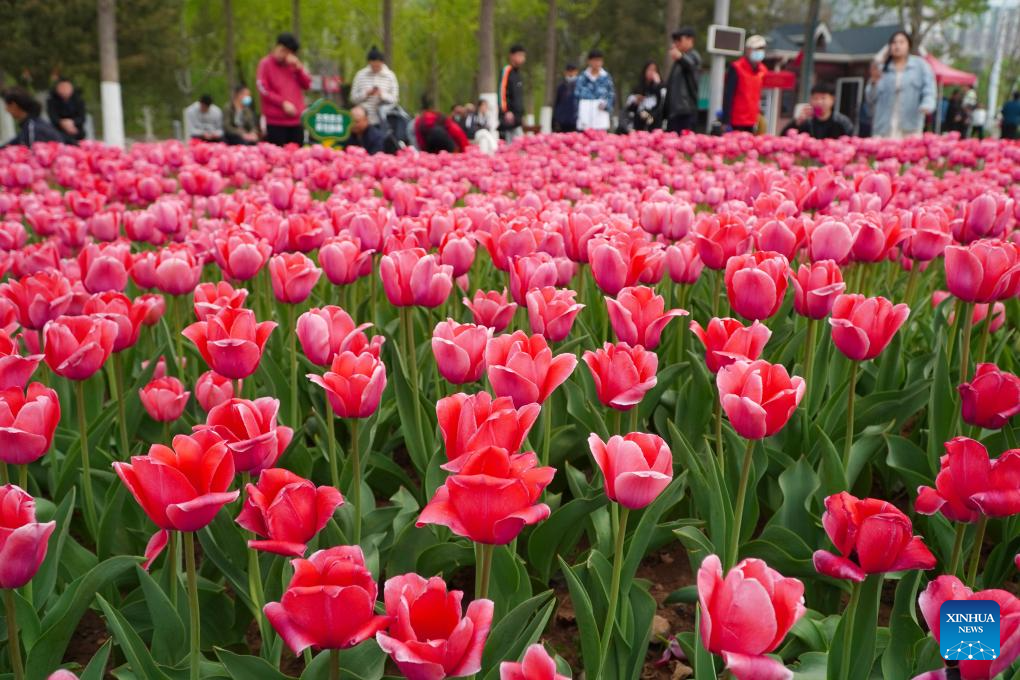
[707,0,730,132]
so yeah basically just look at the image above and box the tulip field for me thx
[0,130,1019,680]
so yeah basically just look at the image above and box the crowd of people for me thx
[4,27,1020,150]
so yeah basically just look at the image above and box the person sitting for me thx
[2,87,66,147]
[46,77,87,142]
[185,94,224,142]
[344,105,385,154]
[414,95,468,153]
[464,99,490,139]
[782,82,853,139]
[223,85,259,145]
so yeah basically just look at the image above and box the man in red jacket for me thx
[722,34,768,133]
[256,33,311,146]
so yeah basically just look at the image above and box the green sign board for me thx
[302,98,353,145]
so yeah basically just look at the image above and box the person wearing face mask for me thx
[553,64,580,132]
[256,32,311,146]
[224,85,260,145]
[722,34,768,133]
[865,30,935,139]
[782,82,853,139]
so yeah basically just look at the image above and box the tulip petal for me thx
[166,491,240,532]
[722,652,793,680]
[812,550,865,582]
[142,529,169,571]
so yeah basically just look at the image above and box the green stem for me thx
[241,473,273,659]
[400,306,422,446]
[475,543,494,601]
[714,398,724,471]
[350,418,362,546]
[75,379,99,538]
[325,397,339,490]
[711,269,721,318]
[598,506,630,676]
[167,530,179,608]
[4,587,24,680]
[842,361,859,476]
[163,421,171,445]
[903,265,920,311]
[727,439,756,568]
[0,461,8,485]
[114,352,131,458]
[837,580,863,680]
[539,404,552,467]
[975,308,993,364]
[287,303,299,430]
[627,405,639,434]
[801,318,818,450]
[329,648,340,680]
[17,464,27,491]
[611,409,622,438]
[958,302,974,383]
[947,522,967,577]
[173,295,185,379]
[675,286,689,366]
[184,531,201,680]
[965,515,988,586]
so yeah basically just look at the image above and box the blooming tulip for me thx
[526,287,584,343]
[77,241,132,293]
[43,315,118,381]
[665,240,704,285]
[193,281,248,320]
[692,213,752,270]
[0,330,42,389]
[828,294,909,361]
[606,285,687,350]
[813,491,936,581]
[0,484,56,589]
[500,645,569,680]
[724,251,790,321]
[318,236,373,285]
[587,236,661,296]
[297,306,381,367]
[236,468,343,556]
[697,554,805,680]
[196,397,294,474]
[308,350,386,419]
[944,239,1020,303]
[0,382,60,464]
[485,331,577,408]
[417,446,554,544]
[0,271,73,330]
[380,248,453,307]
[138,376,190,422]
[463,289,517,332]
[269,252,322,304]
[436,392,540,471]
[431,319,491,384]
[916,437,1020,522]
[265,546,391,653]
[212,229,272,281]
[582,342,658,411]
[508,253,559,306]
[806,218,853,264]
[137,293,166,326]
[82,291,147,352]
[690,318,771,374]
[958,363,1020,430]
[953,192,1014,243]
[790,260,845,319]
[195,370,235,412]
[716,360,804,439]
[376,573,493,680]
[588,432,672,509]
[183,307,276,380]
[153,245,203,296]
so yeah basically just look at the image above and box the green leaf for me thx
[480,591,556,680]
[881,571,923,680]
[771,456,821,542]
[927,335,953,462]
[692,606,718,680]
[31,488,75,611]
[827,575,884,680]
[558,556,601,677]
[885,435,933,493]
[527,495,607,582]
[79,639,113,680]
[300,641,385,680]
[215,648,292,680]
[136,565,187,664]
[620,474,686,599]
[97,594,174,680]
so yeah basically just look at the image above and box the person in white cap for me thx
[722,34,768,133]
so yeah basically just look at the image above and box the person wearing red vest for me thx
[722,34,768,132]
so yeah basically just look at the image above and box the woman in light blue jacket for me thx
[865,31,936,138]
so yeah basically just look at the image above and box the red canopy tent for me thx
[924,54,977,87]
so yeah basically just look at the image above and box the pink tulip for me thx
[508,253,559,306]
[588,432,672,509]
[717,359,805,439]
[790,260,846,319]
[463,289,517,332]
[605,285,687,350]
[139,376,190,422]
[526,287,584,343]
[582,342,658,411]
[692,213,752,270]
[690,318,772,374]
[318,236,373,286]
[665,241,704,284]
[829,294,910,361]
[297,306,380,367]
[380,248,453,308]
[195,370,236,412]
[269,252,322,304]
[431,319,491,384]
[486,331,577,407]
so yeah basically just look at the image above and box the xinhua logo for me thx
[939,600,1000,661]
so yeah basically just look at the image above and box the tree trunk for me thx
[664,0,683,75]
[224,0,237,90]
[292,0,301,41]
[382,0,394,61]
[799,0,821,101]
[543,0,557,107]
[97,0,125,147]
[477,0,496,94]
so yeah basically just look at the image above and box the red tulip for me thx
[376,573,493,680]
[137,293,166,326]
[959,363,1020,430]
[277,214,329,253]
[43,315,118,381]
[558,212,603,263]
[500,645,569,680]
[692,213,753,270]
[588,432,672,509]
[82,291,147,352]
[308,350,387,419]
[236,468,343,556]
[138,376,190,422]
[0,484,56,589]
[485,331,577,408]
[195,370,236,412]
[463,289,517,332]
[297,306,381,367]
[319,235,373,286]
[690,318,772,374]
[944,239,1020,303]
[587,236,662,296]
[790,260,845,319]
[183,307,277,380]
[0,271,73,330]
[436,392,540,471]
[606,285,687,350]
[0,330,42,389]
[265,546,391,653]
[917,575,1020,680]
[196,397,294,474]
[508,253,559,306]
[916,437,1020,522]
[697,554,805,680]
[77,241,132,294]
[813,491,936,581]
[582,342,658,411]
[717,359,804,439]
[212,229,272,281]
[829,294,909,361]
[417,446,554,544]
[665,241,704,285]
[380,248,453,308]
[269,252,322,304]
[848,211,904,263]
[526,287,584,343]
[153,245,203,296]
[724,251,790,321]
[902,207,951,262]
[0,382,60,464]
[431,319,491,385]
[193,281,248,320]
[806,218,853,264]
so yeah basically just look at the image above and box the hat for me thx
[672,27,696,40]
[746,34,767,50]
[276,32,300,53]
[367,45,385,62]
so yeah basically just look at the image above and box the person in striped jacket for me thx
[498,44,526,142]
[350,46,400,127]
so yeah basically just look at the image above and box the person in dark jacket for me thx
[46,77,86,142]
[415,95,469,153]
[664,27,701,133]
[1002,91,1020,140]
[781,82,853,139]
[625,61,664,132]
[344,105,385,154]
[552,64,579,132]
[3,88,66,147]
[722,34,768,132]
[498,44,526,141]
[224,85,260,145]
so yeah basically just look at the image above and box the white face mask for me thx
[749,50,765,63]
